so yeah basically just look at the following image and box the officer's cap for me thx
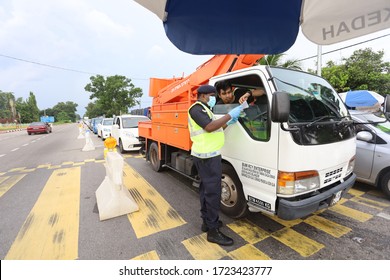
[197,85,216,95]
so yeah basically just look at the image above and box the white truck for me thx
[138,54,390,220]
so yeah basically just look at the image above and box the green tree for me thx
[320,48,390,95]
[51,101,78,122]
[56,111,70,122]
[343,48,390,94]
[84,75,142,116]
[257,54,302,70]
[84,101,105,118]
[0,91,16,119]
[15,92,40,123]
[320,61,350,93]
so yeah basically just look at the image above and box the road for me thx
[0,123,390,260]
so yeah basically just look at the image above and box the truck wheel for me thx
[149,142,163,172]
[380,171,390,198]
[220,163,248,218]
[118,139,125,154]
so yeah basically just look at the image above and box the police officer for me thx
[188,84,242,246]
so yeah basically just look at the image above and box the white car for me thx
[97,118,114,140]
[351,110,390,198]
[111,114,150,153]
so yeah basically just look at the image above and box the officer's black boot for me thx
[201,220,223,232]
[207,228,234,246]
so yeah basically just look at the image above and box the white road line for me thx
[0,154,5,158]
[22,143,28,146]
[377,212,390,220]
[11,148,19,152]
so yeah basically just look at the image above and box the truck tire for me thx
[380,171,390,198]
[220,163,248,218]
[149,142,163,172]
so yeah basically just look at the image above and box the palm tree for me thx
[257,54,302,70]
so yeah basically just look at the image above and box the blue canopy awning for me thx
[345,90,380,107]
[133,0,390,54]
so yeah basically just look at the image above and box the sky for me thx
[1,0,389,117]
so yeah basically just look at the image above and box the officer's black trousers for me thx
[193,155,222,230]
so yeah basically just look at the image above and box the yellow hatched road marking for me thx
[5,167,81,260]
[272,228,324,257]
[182,234,228,260]
[265,214,303,227]
[123,163,186,238]
[8,167,26,172]
[348,188,365,196]
[227,219,269,244]
[132,250,160,260]
[0,174,26,198]
[229,244,271,260]
[304,215,351,238]
[349,196,390,209]
[329,204,373,222]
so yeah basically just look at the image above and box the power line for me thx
[297,33,390,62]
[0,53,100,76]
[0,53,149,80]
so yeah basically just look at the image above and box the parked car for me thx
[92,117,103,134]
[111,114,150,153]
[351,110,390,198]
[27,122,52,135]
[97,117,114,140]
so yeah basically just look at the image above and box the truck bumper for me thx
[277,173,356,220]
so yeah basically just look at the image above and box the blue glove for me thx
[227,115,239,126]
[228,105,242,119]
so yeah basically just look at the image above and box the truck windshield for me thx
[270,67,355,145]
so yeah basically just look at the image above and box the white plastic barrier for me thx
[95,152,139,221]
[77,125,85,139]
[82,130,95,151]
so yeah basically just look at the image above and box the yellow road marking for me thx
[123,163,186,238]
[0,174,26,198]
[350,196,390,210]
[348,188,365,196]
[329,204,373,222]
[5,167,81,260]
[304,215,351,238]
[8,167,26,172]
[272,228,324,257]
[182,234,228,260]
[37,164,51,169]
[229,244,271,260]
[264,214,303,227]
[227,219,269,244]
[132,250,160,260]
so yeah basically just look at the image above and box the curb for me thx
[0,128,25,134]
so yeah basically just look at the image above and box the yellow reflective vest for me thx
[188,101,224,158]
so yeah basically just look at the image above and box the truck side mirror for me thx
[271,91,290,123]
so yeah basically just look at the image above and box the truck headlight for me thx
[277,170,320,195]
[125,132,135,138]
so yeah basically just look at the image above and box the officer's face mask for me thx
[207,95,216,108]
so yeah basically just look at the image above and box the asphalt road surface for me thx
[0,123,389,260]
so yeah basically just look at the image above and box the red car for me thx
[27,122,52,135]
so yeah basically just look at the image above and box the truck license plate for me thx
[330,190,342,206]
